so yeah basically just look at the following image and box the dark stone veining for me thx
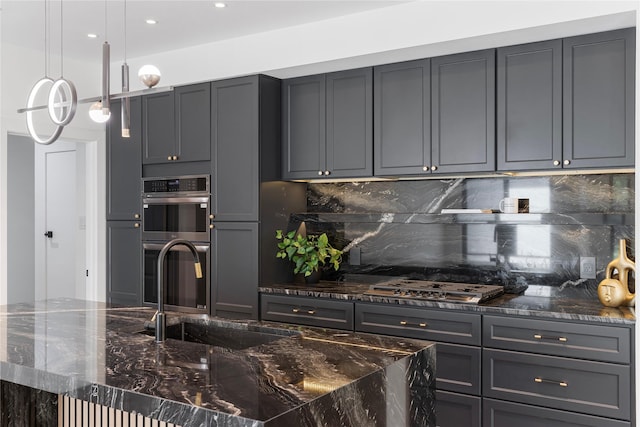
[284,174,634,296]
[0,299,436,427]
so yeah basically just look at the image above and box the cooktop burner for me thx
[363,279,504,304]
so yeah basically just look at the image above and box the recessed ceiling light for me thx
[146,19,157,25]
[214,2,226,8]
[87,33,98,38]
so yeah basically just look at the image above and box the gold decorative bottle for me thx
[598,239,635,307]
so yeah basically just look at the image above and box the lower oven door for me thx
[143,242,209,313]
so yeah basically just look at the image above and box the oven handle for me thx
[142,196,209,205]
[143,242,210,252]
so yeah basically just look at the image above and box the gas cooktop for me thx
[363,279,504,304]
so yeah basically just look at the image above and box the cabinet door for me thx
[175,82,211,162]
[563,28,635,168]
[483,398,630,427]
[374,59,431,176]
[326,68,373,178]
[437,391,481,427]
[432,49,496,173]
[142,91,176,164]
[107,221,141,306]
[211,222,258,319]
[106,98,142,220]
[497,40,562,171]
[211,76,259,221]
[281,74,326,179]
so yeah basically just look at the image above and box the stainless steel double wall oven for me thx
[142,175,211,313]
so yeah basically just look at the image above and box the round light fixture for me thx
[214,2,226,8]
[138,65,161,88]
[89,101,111,123]
[87,33,98,38]
[145,19,157,25]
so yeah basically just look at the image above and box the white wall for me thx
[0,41,105,305]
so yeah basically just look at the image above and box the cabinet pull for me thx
[134,223,140,228]
[134,213,140,219]
[430,165,438,171]
[422,166,429,172]
[534,377,568,387]
[533,334,568,342]
[317,171,324,176]
[167,155,172,161]
[292,308,300,313]
[563,159,570,166]
[307,310,316,315]
[399,320,427,328]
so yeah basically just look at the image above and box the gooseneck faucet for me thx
[154,239,203,342]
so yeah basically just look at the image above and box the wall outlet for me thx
[580,256,596,279]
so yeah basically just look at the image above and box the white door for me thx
[35,142,78,300]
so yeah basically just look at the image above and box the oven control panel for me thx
[143,175,209,194]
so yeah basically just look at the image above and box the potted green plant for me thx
[276,230,343,284]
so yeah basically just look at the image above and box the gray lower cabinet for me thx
[482,315,633,424]
[563,28,635,169]
[106,98,142,221]
[431,49,496,174]
[282,68,372,180]
[106,221,141,306]
[437,391,481,427]
[211,222,258,319]
[354,303,482,427]
[260,294,354,330]
[483,399,631,427]
[497,39,562,171]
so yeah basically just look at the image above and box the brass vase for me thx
[598,239,635,307]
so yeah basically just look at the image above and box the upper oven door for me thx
[142,196,210,241]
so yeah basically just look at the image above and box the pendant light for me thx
[26,0,77,145]
[90,0,111,123]
[121,0,131,137]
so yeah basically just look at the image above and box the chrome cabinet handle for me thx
[422,166,429,172]
[400,320,427,328]
[563,159,570,166]
[317,171,324,176]
[534,334,568,342]
[553,160,560,166]
[431,165,437,171]
[324,170,331,176]
[534,377,568,387]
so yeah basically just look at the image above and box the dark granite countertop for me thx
[259,281,635,325]
[0,299,436,426]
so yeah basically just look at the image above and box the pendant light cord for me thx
[44,0,48,77]
[60,0,63,76]
[123,0,127,62]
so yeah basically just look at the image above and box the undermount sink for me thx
[141,321,296,350]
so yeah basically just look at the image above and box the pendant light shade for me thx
[89,101,111,123]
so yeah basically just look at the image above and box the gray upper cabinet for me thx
[142,91,175,164]
[143,83,211,164]
[497,40,562,171]
[211,76,260,221]
[325,68,373,178]
[282,74,325,179]
[175,82,211,163]
[431,49,496,173]
[282,68,372,180]
[374,59,431,176]
[107,98,142,220]
[563,28,635,169]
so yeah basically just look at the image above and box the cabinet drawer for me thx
[260,295,353,330]
[355,303,480,345]
[483,349,631,420]
[436,343,481,395]
[483,398,630,427]
[436,391,481,427]
[483,315,631,363]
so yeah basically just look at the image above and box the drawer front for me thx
[483,349,631,420]
[436,343,481,395]
[483,315,631,363]
[355,303,481,345]
[260,295,354,330]
[483,398,631,427]
[436,391,481,427]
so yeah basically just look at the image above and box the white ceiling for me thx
[1,0,408,62]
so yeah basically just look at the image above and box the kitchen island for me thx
[0,299,436,426]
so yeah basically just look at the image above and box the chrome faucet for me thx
[154,239,203,342]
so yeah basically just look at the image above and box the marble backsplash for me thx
[290,174,634,292]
